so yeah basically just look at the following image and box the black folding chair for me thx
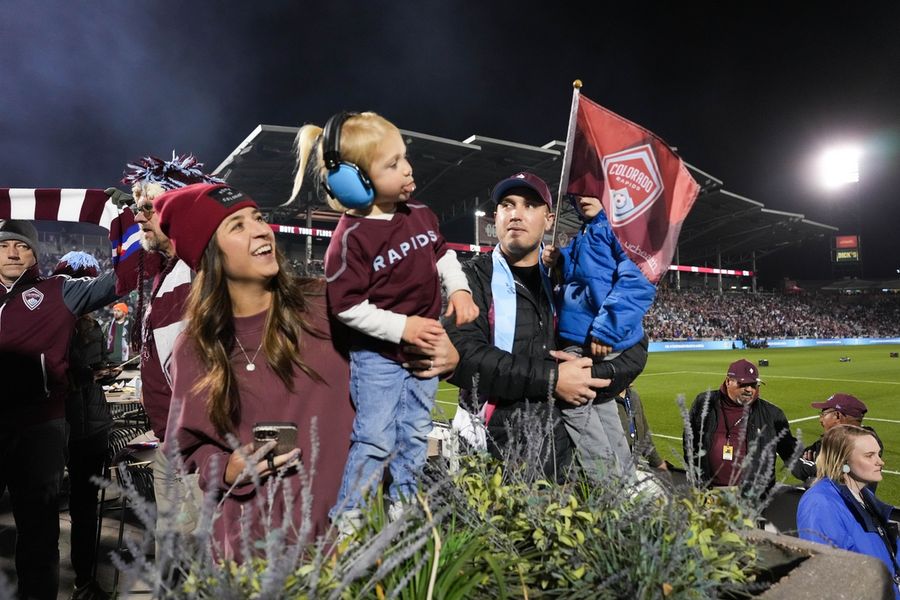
[108,455,155,595]
[92,426,150,582]
[109,401,143,424]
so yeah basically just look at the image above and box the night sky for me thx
[3,2,899,283]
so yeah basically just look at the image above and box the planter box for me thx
[749,529,895,599]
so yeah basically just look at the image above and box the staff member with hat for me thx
[795,393,884,487]
[683,358,802,496]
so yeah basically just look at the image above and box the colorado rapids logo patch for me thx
[22,287,44,311]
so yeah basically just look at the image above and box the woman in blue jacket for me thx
[797,424,900,598]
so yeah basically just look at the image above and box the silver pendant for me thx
[246,363,256,372]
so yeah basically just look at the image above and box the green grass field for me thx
[434,344,900,505]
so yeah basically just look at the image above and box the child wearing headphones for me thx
[292,111,478,534]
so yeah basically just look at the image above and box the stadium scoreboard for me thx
[832,235,861,263]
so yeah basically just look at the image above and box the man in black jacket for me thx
[54,252,115,600]
[447,173,609,480]
[683,358,803,497]
[795,393,882,487]
[0,221,117,599]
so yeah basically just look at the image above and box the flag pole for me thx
[551,79,582,245]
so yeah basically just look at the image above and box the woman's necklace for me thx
[235,336,263,371]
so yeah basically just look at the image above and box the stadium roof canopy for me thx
[213,124,837,270]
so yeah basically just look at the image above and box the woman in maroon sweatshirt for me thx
[155,183,354,561]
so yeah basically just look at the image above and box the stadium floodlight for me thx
[474,210,486,247]
[817,144,861,190]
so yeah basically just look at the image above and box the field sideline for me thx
[434,344,900,505]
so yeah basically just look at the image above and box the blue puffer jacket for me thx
[797,478,900,599]
[557,209,656,351]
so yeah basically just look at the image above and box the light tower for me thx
[474,210,486,248]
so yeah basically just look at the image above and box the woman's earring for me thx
[842,464,851,474]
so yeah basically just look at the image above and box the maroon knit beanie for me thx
[154,183,258,270]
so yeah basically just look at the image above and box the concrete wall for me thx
[750,529,896,599]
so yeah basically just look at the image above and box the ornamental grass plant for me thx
[106,392,796,599]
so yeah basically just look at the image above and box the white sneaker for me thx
[387,500,405,523]
[334,509,365,541]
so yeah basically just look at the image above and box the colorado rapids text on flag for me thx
[566,95,700,284]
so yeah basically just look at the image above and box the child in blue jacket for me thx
[543,195,656,480]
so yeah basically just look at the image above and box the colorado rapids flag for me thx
[566,94,700,284]
[0,188,143,293]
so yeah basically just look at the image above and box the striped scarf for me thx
[0,188,144,295]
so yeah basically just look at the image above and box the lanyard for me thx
[862,497,900,579]
[719,403,746,444]
[622,389,637,441]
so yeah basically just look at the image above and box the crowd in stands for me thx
[37,231,111,278]
[34,239,900,343]
[287,257,325,276]
[645,286,900,340]
[36,237,118,325]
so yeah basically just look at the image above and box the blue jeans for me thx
[331,350,437,516]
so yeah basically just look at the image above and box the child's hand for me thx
[445,290,479,326]
[541,245,560,268]
[402,316,445,346]
[590,337,613,358]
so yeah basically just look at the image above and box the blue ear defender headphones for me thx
[321,112,376,209]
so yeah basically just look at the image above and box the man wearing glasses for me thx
[683,358,802,496]
[121,154,223,449]
[120,154,223,555]
[795,393,883,487]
